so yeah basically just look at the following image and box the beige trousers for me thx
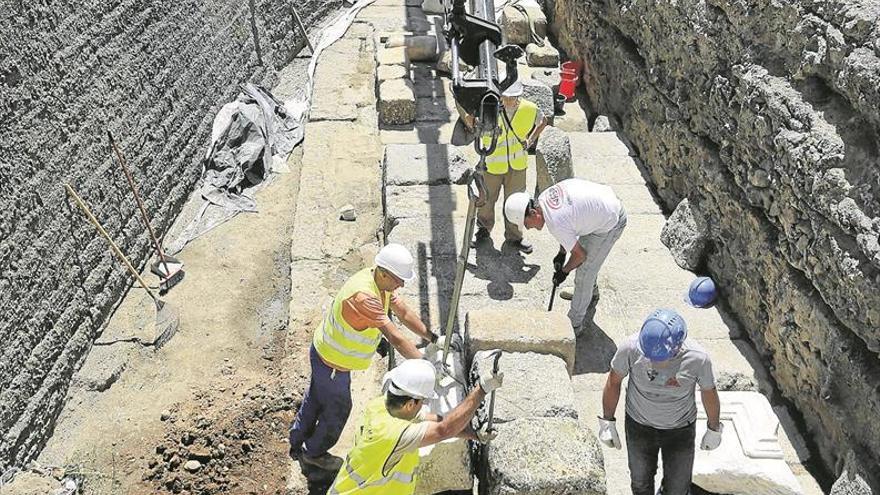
[477,168,527,241]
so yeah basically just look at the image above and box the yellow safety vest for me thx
[313,267,390,371]
[481,100,538,175]
[329,396,421,495]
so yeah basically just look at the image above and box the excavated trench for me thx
[548,0,880,489]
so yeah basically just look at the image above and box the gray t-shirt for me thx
[611,334,715,429]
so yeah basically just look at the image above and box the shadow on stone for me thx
[573,320,617,375]
[468,240,540,301]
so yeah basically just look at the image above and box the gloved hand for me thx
[597,417,622,449]
[553,268,569,286]
[478,369,504,394]
[552,250,566,271]
[475,425,497,443]
[700,422,723,450]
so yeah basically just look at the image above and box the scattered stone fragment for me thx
[830,470,874,495]
[526,41,560,67]
[160,410,171,421]
[480,417,606,495]
[500,4,547,46]
[471,351,577,424]
[715,371,758,392]
[183,460,201,472]
[378,79,417,125]
[521,79,555,123]
[591,115,613,132]
[660,198,709,271]
[339,204,357,221]
[535,126,573,194]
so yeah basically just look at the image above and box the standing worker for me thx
[289,243,440,475]
[598,309,723,495]
[472,78,548,254]
[504,178,626,334]
[329,358,503,494]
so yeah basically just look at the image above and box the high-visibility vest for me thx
[329,396,421,495]
[313,267,389,371]
[481,100,538,175]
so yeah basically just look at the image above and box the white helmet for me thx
[375,243,415,282]
[383,359,437,400]
[501,79,523,97]
[504,192,531,228]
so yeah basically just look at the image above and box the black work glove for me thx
[553,268,569,286]
[376,337,390,357]
[553,251,566,272]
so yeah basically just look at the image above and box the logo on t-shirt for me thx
[545,184,564,209]
[665,376,682,387]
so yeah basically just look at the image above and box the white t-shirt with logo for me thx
[537,178,623,251]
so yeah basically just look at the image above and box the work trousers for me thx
[568,209,627,330]
[288,345,352,458]
[625,415,696,495]
[477,168,527,241]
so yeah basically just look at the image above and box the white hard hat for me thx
[501,79,523,97]
[504,192,531,228]
[375,243,415,282]
[383,359,438,400]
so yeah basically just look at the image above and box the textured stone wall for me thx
[0,0,339,469]
[549,0,880,488]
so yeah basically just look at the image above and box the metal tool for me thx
[485,349,502,434]
[548,281,558,311]
[291,5,314,53]
[65,184,180,348]
[107,131,184,293]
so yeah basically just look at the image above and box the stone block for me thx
[421,0,446,14]
[377,64,408,81]
[500,3,548,46]
[378,79,417,125]
[522,79,555,123]
[406,35,440,61]
[526,41,560,67]
[660,198,709,271]
[378,45,410,68]
[383,144,473,186]
[472,351,577,424]
[530,68,561,94]
[466,308,576,374]
[480,417,606,495]
[535,126,573,194]
[591,115,613,132]
[693,391,803,495]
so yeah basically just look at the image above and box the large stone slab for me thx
[569,131,635,159]
[693,391,803,495]
[661,198,710,271]
[500,3,548,46]
[526,41,560,67]
[535,126,573,194]
[466,308,576,374]
[378,79,417,125]
[383,144,474,186]
[480,417,606,495]
[472,351,577,424]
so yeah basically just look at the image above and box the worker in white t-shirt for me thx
[504,179,626,334]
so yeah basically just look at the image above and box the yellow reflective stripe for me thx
[346,461,415,489]
[320,320,376,360]
[328,310,381,347]
[347,462,368,487]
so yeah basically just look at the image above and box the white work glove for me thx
[478,369,504,394]
[475,425,497,443]
[597,417,622,449]
[700,422,724,450]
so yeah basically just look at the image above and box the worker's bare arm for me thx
[379,321,422,359]
[701,387,722,430]
[420,386,486,446]
[563,241,587,273]
[391,296,435,343]
[602,369,624,419]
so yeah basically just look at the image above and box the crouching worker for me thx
[329,358,503,494]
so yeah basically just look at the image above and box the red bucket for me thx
[561,60,583,76]
[558,70,579,101]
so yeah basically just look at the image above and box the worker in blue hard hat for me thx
[684,276,718,308]
[598,309,723,495]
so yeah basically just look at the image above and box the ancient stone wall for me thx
[0,0,339,469]
[549,0,880,487]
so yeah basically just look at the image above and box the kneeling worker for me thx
[329,358,503,494]
[504,178,626,334]
[289,243,440,474]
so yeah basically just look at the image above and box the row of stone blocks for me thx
[406,307,607,494]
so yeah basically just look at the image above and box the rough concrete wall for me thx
[0,0,340,469]
[550,0,880,488]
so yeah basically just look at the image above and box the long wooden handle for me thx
[64,183,159,304]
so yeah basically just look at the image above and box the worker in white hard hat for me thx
[472,78,548,254]
[504,178,626,335]
[329,358,503,494]
[289,243,439,475]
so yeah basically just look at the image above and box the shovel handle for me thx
[548,282,557,311]
[65,183,159,305]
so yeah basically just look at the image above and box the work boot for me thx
[470,227,490,248]
[300,452,344,473]
[561,284,600,302]
[508,238,533,254]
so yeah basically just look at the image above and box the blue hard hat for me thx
[639,309,688,361]
[685,276,718,308]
